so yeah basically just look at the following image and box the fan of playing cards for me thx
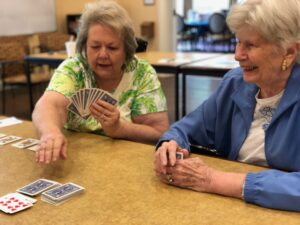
[67,88,118,119]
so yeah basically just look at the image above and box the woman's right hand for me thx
[154,140,189,174]
[36,131,68,164]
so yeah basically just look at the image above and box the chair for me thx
[175,14,198,51]
[0,42,52,114]
[206,12,235,52]
[135,37,148,53]
[45,33,71,52]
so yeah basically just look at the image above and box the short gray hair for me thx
[227,0,300,62]
[76,0,138,64]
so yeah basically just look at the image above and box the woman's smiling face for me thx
[234,27,286,88]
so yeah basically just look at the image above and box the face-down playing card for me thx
[17,179,60,196]
[42,183,84,201]
[11,138,40,149]
[0,135,22,145]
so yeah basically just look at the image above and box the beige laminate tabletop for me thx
[181,53,239,71]
[136,51,220,68]
[0,119,299,225]
[26,51,67,61]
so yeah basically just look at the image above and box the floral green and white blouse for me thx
[46,54,167,135]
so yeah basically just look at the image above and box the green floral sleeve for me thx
[131,60,167,117]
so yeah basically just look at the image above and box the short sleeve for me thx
[131,60,167,117]
[46,58,86,98]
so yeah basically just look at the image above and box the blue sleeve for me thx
[157,90,219,151]
[244,170,300,211]
[157,68,242,151]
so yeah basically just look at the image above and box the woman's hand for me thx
[154,140,189,174]
[160,157,213,192]
[90,100,121,137]
[36,131,68,164]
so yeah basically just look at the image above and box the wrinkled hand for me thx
[154,140,189,174]
[156,157,213,193]
[36,131,67,164]
[90,100,121,137]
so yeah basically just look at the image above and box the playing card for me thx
[101,92,117,105]
[67,102,82,118]
[66,88,117,119]
[42,183,84,201]
[176,152,183,160]
[0,135,22,145]
[0,193,33,214]
[11,138,40,149]
[27,145,40,152]
[17,179,59,196]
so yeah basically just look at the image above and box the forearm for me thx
[208,169,246,199]
[111,119,167,144]
[32,102,67,137]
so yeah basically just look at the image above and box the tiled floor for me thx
[0,75,221,124]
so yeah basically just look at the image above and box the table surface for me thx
[25,51,67,61]
[26,51,220,67]
[136,51,220,68]
[0,119,299,225]
[181,53,239,70]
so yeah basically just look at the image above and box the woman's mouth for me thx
[243,66,257,71]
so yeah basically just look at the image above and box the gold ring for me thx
[166,174,173,183]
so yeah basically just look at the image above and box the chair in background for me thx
[0,42,51,114]
[45,33,71,52]
[175,14,198,51]
[135,37,148,53]
[206,12,235,52]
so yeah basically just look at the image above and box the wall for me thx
[54,0,164,51]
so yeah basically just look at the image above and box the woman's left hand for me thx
[90,100,121,136]
[156,157,214,193]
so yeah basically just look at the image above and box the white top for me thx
[237,90,284,166]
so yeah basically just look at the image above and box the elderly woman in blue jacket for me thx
[155,0,300,211]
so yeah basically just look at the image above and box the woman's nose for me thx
[234,45,246,62]
[98,47,108,58]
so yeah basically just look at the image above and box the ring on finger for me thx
[166,174,173,184]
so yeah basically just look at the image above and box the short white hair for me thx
[227,0,300,62]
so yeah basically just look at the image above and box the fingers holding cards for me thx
[67,88,118,119]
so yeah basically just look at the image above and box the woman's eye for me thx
[108,46,117,50]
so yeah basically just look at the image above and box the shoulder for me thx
[56,54,86,73]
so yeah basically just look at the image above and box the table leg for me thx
[175,72,179,120]
[182,73,186,117]
[25,61,34,113]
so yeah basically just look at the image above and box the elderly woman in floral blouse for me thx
[32,0,168,164]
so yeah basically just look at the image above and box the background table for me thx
[136,51,220,119]
[0,119,299,225]
[180,54,239,116]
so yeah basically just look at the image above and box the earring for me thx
[281,59,288,71]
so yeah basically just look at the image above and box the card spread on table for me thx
[67,88,117,119]
[26,145,40,152]
[0,135,22,145]
[11,138,40,149]
[17,179,60,196]
[0,193,34,214]
[41,183,85,206]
